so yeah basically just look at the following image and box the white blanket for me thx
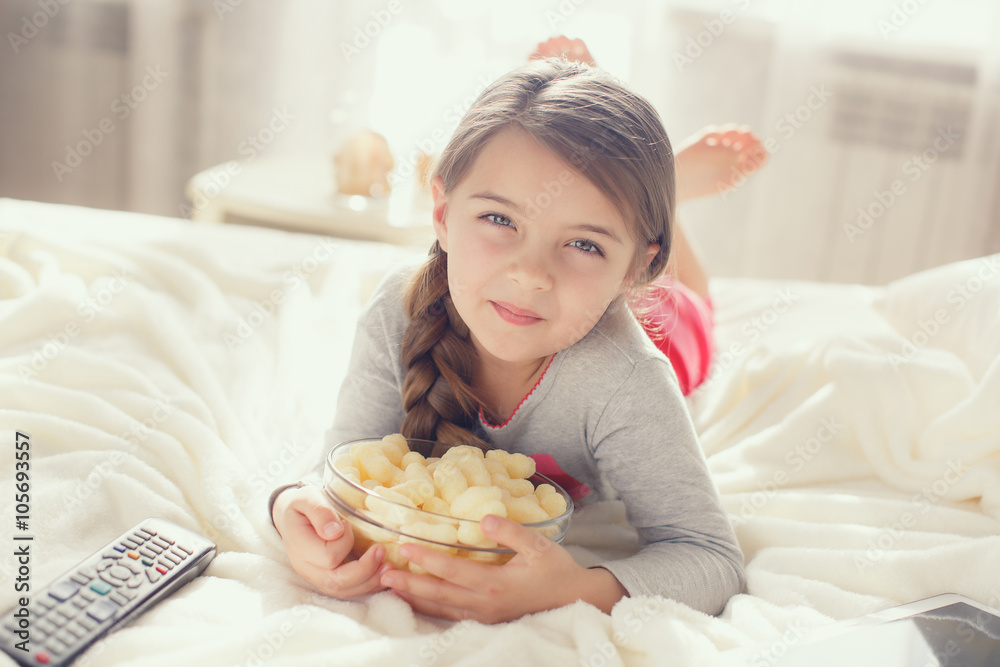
[1,198,998,666]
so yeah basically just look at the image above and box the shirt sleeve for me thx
[589,356,745,616]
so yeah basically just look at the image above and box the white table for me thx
[184,154,435,247]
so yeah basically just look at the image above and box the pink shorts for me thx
[637,277,714,395]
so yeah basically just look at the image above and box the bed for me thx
[1,197,998,666]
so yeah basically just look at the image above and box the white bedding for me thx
[1,197,998,666]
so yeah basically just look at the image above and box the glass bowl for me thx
[322,437,574,573]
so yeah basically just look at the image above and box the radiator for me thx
[819,49,977,284]
[741,45,997,284]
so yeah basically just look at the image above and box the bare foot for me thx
[675,125,768,203]
[531,36,596,66]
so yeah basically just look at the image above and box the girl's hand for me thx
[379,514,625,623]
[531,36,596,67]
[272,484,391,598]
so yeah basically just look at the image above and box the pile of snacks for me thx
[325,435,572,572]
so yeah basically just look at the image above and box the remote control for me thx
[0,518,216,667]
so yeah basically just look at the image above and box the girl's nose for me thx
[507,249,553,291]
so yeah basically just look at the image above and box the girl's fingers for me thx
[312,543,390,598]
[381,558,483,610]
[289,485,343,538]
[285,511,353,570]
[479,515,558,565]
[276,486,397,598]
[389,588,478,622]
[383,540,512,603]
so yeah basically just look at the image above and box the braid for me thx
[400,242,490,450]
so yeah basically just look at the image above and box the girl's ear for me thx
[621,242,663,296]
[431,175,449,253]
[644,242,661,271]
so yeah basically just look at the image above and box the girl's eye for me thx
[568,239,604,256]
[481,213,514,228]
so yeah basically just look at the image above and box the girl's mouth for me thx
[491,301,542,325]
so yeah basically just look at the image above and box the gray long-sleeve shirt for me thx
[316,265,744,615]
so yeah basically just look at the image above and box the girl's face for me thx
[431,128,658,367]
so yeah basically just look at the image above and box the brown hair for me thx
[400,58,676,447]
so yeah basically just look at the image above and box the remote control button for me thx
[38,596,57,610]
[174,543,194,556]
[90,580,113,595]
[109,592,129,606]
[78,565,97,579]
[34,650,52,664]
[146,568,162,584]
[72,597,89,609]
[152,537,172,550]
[146,543,164,555]
[36,618,58,636]
[56,603,80,621]
[48,581,79,602]
[170,547,189,560]
[155,565,169,575]
[119,574,146,600]
[123,538,141,549]
[46,609,70,625]
[54,628,77,646]
[87,599,117,623]
[127,551,141,560]
[66,620,89,639]
[96,558,118,572]
[139,547,158,560]
[45,638,67,656]
[112,545,128,554]
[163,552,182,566]
[139,527,157,538]
[99,572,123,588]
[70,572,92,585]
[125,560,144,574]
[81,589,97,602]
[157,533,176,545]
[108,565,133,581]
[77,614,98,631]
[132,531,150,543]
[142,558,154,567]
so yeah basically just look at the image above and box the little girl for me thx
[271,54,763,624]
